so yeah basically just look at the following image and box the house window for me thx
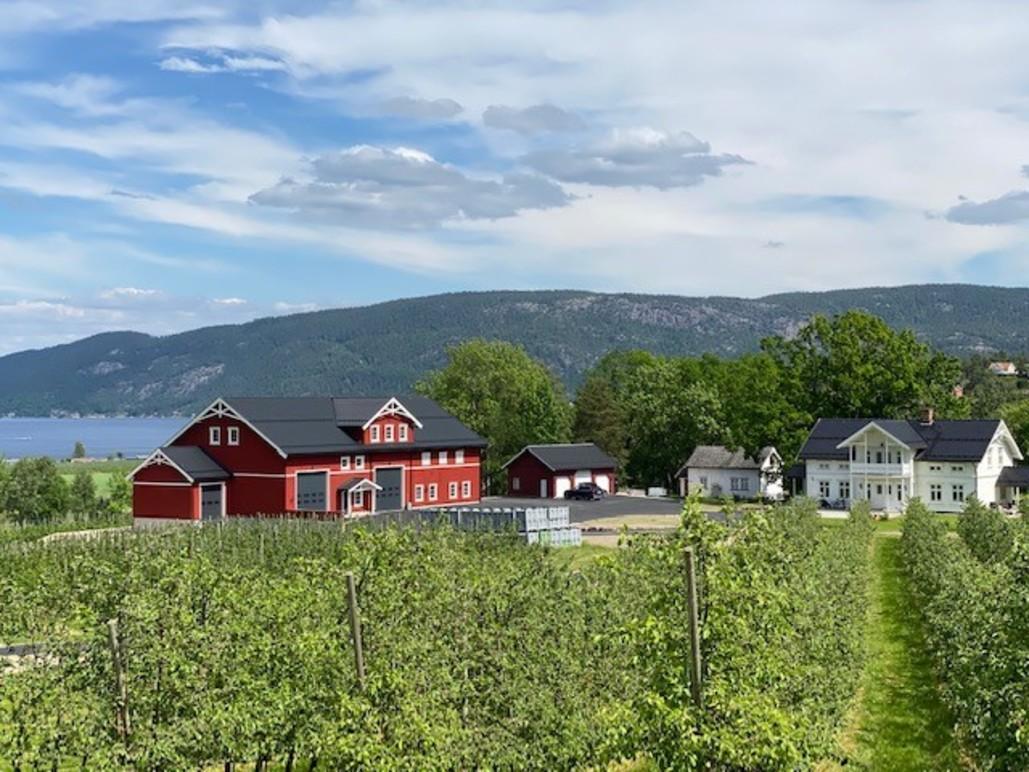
[385,425,394,442]
[952,484,965,503]
[819,480,831,497]
[930,484,942,502]
[875,450,883,464]
[353,490,364,508]
[428,483,438,501]
[951,465,963,473]
[699,475,708,488]
[462,480,472,498]
[414,484,425,502]
[929,465,942,472]
[455,449,465,464]
[449,482,458,499]
[370,425,380,443]
[730,477,749,492]
[876,484,883,495]
[340,456,351,471]
[209,426,221,446]
[355,455,365,471]
[512,477,521,491]
[422,451,431,466]
[439,450,448,465]
[228,426,240,446]
[839,481,850,499]
[399,424,408,441]
[850,446,857,461]
[818,463,830,470]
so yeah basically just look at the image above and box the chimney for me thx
[920,407,935,425]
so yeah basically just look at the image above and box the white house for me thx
[676,445,784,500]
[799,411,1024,513]
[988,361,1018,376]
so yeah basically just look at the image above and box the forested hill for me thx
[2,284,1028,416]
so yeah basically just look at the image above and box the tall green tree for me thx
[69,469,99,518]
[2,457,70,524]
[72,441,86,459]
[417,339,572,490]
[107,471,134,515]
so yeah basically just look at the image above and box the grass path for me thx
[833,535,961,770]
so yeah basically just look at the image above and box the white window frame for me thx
[414,484,425,503]
[819,480,831,497]
[399,424,409,442]
[930,483,942,502]
[421,451,431,466]
[839,481,850,499]
[439,450,448,465]
[209,426,221,446]
[952,484,965,503]
[455,449,464,464]
[340,456,351,471]
[448,481,458,499]
[355,455,366,471]
[461,480,472,498]
[353,490,365,508]
[227,426,240,446]
[385,424,394,442]
[428,483,438,501]
[370,425,380,443]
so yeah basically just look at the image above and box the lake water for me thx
[0,417,186,460]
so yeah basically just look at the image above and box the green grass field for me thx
[57,459,134,498]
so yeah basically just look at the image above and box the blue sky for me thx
[3,1,1029,354]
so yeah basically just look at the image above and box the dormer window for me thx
[209,426,221,446]
[228,426,240,446]
[399,424,409,442]
[385,424,394,442]
[341,456,351,471]
[370,425,380,443]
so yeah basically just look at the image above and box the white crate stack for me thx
[433,505,582,548]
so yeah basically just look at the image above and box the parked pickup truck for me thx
[564,482,607,501]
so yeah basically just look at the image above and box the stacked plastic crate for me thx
[426,506,582,547]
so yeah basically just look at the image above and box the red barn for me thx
[130,396,486,524]
[503,443,617,498]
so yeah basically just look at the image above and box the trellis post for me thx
[345,572,367,690]
[684,547,703,708]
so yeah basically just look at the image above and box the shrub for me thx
[956,495,1013,564]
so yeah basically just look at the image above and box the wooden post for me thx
[107,618,131,740]
[684,547,703,709]
[345,572,366,690]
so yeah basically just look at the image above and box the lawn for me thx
[827,536,960,770]
[57,459,134,498]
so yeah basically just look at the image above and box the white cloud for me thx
[482,104,585,134]
[379,96,463,120]
[159,53,286,74]
[212,297,247,305]
[101,287,160,299]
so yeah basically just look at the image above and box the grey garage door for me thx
[297,472,327,511]
[201,484,223,521]
[375,467,403,512]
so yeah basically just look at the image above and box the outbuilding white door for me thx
[595,474,610,492]
[554,477,572,498]
[539,479,548,497]
[574,470,592,487]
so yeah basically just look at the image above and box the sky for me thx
[2,0,1029,354]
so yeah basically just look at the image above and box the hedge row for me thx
[0,498,874,770]
[901,498,1029,769]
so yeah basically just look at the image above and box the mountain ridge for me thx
[2,283,1027,416]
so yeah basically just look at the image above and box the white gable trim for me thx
[129,448,195,483]
[163,398,288,459]
[345,478,383,493]
[362,397,424,430]
[993,421,1024,461]
[835,421,913,451]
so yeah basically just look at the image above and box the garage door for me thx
[574,470,592,486]
[375,467,403,511]
[201,484,223,521]
[554,477,572,498]
[595,474,610,492]
[297,472,327,511]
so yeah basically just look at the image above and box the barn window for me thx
[228,426,240,446]
[340,456,351,471]
[439,450,448,465]
[355,455,366,471]
[209,426,221,446]
[385,425,394,442]
[455,449,465,464]
[448,482,458,499]
[421,451,431,466]
[399,424,409,441]
[428,484,438,501]
[462,480,472,498]
[512,477,521,491]
[370,426,380,443]
[414,484,425,502]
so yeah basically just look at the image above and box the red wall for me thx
[133,482,197,520]
[506,452,617,497]
[176,416,285,474]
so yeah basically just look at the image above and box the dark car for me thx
[564,482,607,501]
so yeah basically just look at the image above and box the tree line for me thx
[420,310,970,489]
[0,458,133,525]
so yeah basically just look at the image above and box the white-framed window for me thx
[355,455,366,471]
[370,426,380,443]
[839,481,850,499]
[399,424,408,441]
[209,426,222,446]
[462,480,472,498]
[455,449,465,464]
[951,465,963,473]
[421,451,431,466]
[730,477,749,492]
[930,483,942,501]
[414,484,425,503]
[228,426,240,446]
[353,490,364,507]
[439,450,448,465]
[340,456,351,471]
[850,446,858,461]
[448,482,458,499]
[512,477,521,491]
[838,463,848,471]
[428,483,438,501]
[819,480,831,497]
[929,464,942,472]
[699,475,708,488]
[952,484,965,503]
[385,424,394,442]
[818,463,830,470]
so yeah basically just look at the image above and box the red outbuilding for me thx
[503,443,618,498]
[130,396,486,524]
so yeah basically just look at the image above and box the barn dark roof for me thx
[160,446,229,481]
[222,396,486,455]
[799,418,1005,462]
[504,443,618,472]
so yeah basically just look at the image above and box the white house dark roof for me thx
[504,443,618,472]
[160,446,230,481]
[676,445,778,477]
[219,396,486,455]
[799,418,1006,462]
